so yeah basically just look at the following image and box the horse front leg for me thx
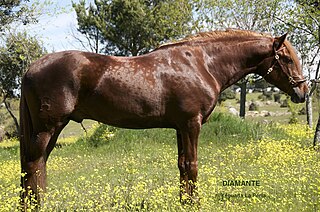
[177,116,201,204]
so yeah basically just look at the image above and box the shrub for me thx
[298,107,306,115]
[288,100,302,124]
[81,123,117,147]
[249,102,259,111]
[218,88,236,104]
[258,91,273,101]
[203,112,265,142]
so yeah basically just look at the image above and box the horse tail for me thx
[19,81,33,196]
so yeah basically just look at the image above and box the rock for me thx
[265,101,272,105]
[228,107,239,116]
[261,110,271,117]
[246,111,259,117]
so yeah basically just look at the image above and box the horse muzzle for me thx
[291,87,307,103]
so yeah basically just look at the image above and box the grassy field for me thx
[1,110,319,211]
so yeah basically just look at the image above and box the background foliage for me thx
[73,0,193,56]
[0,0,38,31]
[0,32,46,98]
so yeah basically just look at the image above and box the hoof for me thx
[180,194,200,206]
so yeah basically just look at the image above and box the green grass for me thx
[1,112,319,211]
[58,119,96,139]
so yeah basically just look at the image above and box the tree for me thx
[72,1,104,53]
[275,0,319,128]
[195,0,282,31]
[0,0,38,31]
[0,32,46,135]
[195,0,283,118]
[0,0,57,138]
[73,0,193,56]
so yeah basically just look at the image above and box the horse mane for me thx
[154,29,299,70]
[155,29,272,50]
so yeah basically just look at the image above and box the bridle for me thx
[264,46,306,87]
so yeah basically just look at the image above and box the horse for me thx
[19,29,308,208]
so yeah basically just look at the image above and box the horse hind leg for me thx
[20,130,52,208]
[20,94,70,209]
[20,120,69,209]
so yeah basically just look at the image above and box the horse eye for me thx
[286,57,293,64]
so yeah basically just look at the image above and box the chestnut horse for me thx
[20,30,307,207]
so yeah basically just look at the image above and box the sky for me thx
[19,0,88,52]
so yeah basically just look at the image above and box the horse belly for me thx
[79,86,167,129]
[87,105,166,129]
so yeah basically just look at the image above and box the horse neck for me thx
[202,37,273,91]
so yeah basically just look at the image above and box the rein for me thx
[264,47,306,86]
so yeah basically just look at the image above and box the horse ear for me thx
[274,33,288,51]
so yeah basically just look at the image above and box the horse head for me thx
[262,33,308,103]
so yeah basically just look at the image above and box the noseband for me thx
[264,47,306,87]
